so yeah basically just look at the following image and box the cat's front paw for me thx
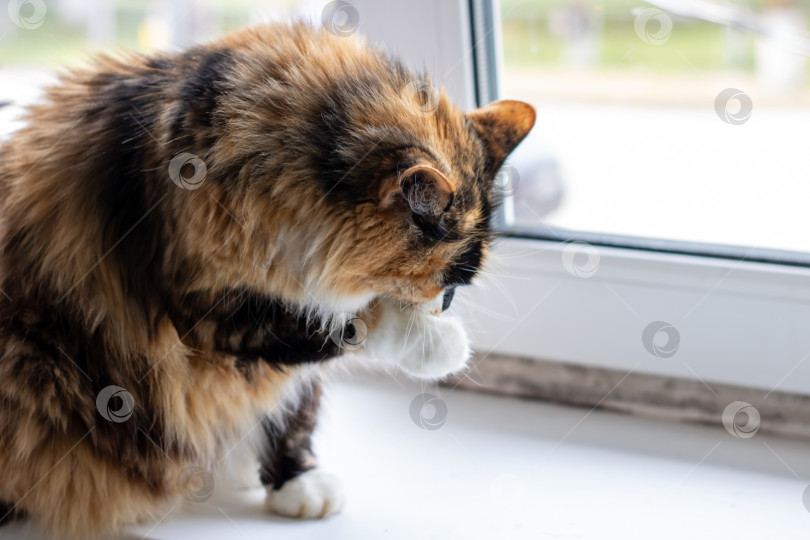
[398,314,470,379]
[361,299,471,379]
[265,469,345,519]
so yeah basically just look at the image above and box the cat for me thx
[0,22,535,538]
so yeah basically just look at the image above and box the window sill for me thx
[5,374,806,539]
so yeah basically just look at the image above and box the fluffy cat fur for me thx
[0,22,535,538]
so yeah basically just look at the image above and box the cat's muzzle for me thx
[418,286,457,316]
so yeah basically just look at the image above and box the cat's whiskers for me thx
[460,265,520,315]
[400,306,419,360]
[420,312,429,373]
[450,294,519,323]
[462,263,531,282]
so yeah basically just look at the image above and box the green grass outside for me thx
[500,0,810,20]
[499,0,810,75]
[501,18,752,73]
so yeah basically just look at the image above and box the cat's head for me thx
[317,95,536,311]
[175,25,535,314]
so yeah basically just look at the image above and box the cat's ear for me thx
[467,100,536,170]
[380,165,456,216]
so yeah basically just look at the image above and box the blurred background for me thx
[498,0,810,256]
[1,0,809,252]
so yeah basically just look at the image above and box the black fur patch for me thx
[90,83,166,313]
[0,500,24,525]
[307,89,362,198]
[170,289,340,374]
[170,48,235,149]
[444,238,484,287]
[259,383,321,489]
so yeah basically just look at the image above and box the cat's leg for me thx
[170,290,341,367]
[358,297,471,379]
[0,338,178,538]
[0,410,174,538]
[260,382,345,519]
[171,290,345,518]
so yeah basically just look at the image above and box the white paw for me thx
[265,469,345,519]
[361,299,471,380]
[398,315,470,378]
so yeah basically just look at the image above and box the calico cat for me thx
[0,22,535,538]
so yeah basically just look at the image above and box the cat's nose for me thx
[441,286,456,312]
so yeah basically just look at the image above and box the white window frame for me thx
[353,0,810,397]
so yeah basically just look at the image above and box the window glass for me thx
[500,0,810,254]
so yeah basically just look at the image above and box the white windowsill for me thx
[5,374,807,540]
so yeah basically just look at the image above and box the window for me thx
[499,0,810,257]
[352,0,810,398]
